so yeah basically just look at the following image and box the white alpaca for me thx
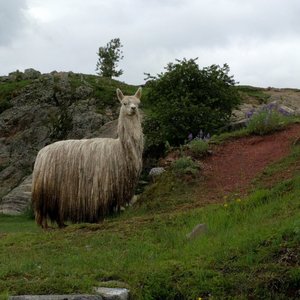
[32,88,143,228]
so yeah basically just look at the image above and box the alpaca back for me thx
[32,137,139,223]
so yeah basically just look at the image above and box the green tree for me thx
[143,58,241,153]
[96,38,124,78]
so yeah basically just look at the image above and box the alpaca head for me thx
[117,88,142,117]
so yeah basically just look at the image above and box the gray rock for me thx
[278,105,295,116]
[94,287,129,300]
[10,295,103,300]
[149,167,165,177]
[0,175,32,215]
[75,85,93,99]
[9,289,130,300]
[186,224,208,240]
[24,68,41,79]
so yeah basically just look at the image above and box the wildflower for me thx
[236,198,242,203]
[245,108,255,119]
[203,133,211,141]
[224,203,228,208]
[197,129,204,139]
[188,133,193,141]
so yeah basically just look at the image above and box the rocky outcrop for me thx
[0,71,122,214]
[230,88,300,129]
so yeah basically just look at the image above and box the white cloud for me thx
[0,0,300,87]
[0,0,28,45]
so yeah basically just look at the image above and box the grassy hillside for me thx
[1,74,300,298]
[0,131,300,299]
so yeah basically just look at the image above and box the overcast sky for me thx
[1,0,300,88]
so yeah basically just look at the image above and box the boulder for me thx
[24,68,41,79]
[0,175,32,215]
[186,224,208,240]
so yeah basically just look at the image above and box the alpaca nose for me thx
[131,105,136,110]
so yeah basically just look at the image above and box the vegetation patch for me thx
[246,109,284,135]
[187,139,209,158]
[0,80,32,113]
[237,85,270,104]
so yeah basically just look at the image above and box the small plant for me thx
[247,109,283,135]
[188,139,209,158]
[171,156,199,176]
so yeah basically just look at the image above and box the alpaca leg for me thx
[42,218,48,229]
[57,216,67,228]
[35,213,44,228]
[58,222,68,229]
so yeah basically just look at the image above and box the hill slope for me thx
[0,124,300,299]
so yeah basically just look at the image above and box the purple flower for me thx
[197,130,204,139]
[246,109,255,118]
[188,133,193,141]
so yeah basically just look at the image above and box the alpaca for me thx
[32,88,143,228]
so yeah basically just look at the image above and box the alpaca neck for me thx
[118,113,143,154]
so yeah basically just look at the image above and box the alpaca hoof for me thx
[58,223,68,229]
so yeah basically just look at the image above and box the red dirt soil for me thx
[198,124,300,202]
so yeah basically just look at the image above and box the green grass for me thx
[0,80,32,113]
[237,85,270,104]
[1,123,300,298]
[1,170,300,298]
[211,115,300,145]
[246,110,284,135]
[187,139,209,158]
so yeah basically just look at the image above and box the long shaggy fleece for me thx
[32,88,143,228]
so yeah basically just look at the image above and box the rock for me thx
[231,103,257,122]
[8,70,25,81]
[9,289,130,300]
[0,175,32,215]
[226,119,248,131]
[94,287,129,300]
[278,105,295,116]
[149,167,165,177]
[130,195,139,206]
[24,68,41,79]
[10,296,103,300]
[75,85,93,99]
[186,224,208,240]
[96,120,118,139]
[0,75,10,82]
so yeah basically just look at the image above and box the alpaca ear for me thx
[116,88,124,102]
[134,87,142,99]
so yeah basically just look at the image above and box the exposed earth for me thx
[198,123,300,204]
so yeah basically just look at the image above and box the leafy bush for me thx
[171,156,199,176]
[188,139,209,158]
[143,58,241,154]
[247,109,283,135]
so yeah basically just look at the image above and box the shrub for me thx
[143,58,241,154]
[188,139,209,158]
[171,156,199,176]
[247,109,283,135]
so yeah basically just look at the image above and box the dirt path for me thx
[197,124,300,203]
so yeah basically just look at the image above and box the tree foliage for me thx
[143,58,241,152]
[96,38,124,78]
